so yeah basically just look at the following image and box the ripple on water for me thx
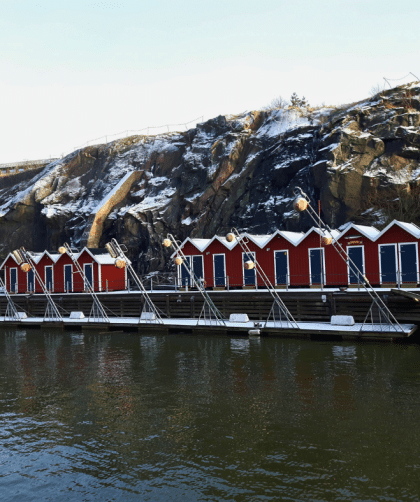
[1,331,420,501]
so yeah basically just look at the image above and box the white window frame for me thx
[213,253,226,287]
[10,267,17,293]
[346,245,365,285]
[398,241,419,284]
[84,263,94,290]
[64,264,73,292]
[378,243,398,285]
[45,265,54,292]
[242,251,256,286]
[274,250,290,286]
[308,247,326,286]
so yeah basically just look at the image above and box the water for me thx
[1,329,420,501]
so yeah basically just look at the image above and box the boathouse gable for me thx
[35,252,60,293]
[334,224,378,285]
[375,221,420,285]
[77,248,127,292]
[294,228,330,287]
[1,254,23,293]
[54,252,74,292]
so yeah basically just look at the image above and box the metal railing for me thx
[3,271,420,295]
[0,158,58,169]
[1,116,205,166]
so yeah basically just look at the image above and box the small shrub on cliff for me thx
[369,83,384,98]
[290,93,309,108]
[265,96,289,111]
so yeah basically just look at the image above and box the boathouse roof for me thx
[174,220,420,256]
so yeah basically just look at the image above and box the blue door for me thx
[180,256,191,287]
[84,264,93,289]
[348,246,364,284]
[275,251,288,285]
[310,249,324,285]
[10,268,17,293]
[45,266,53,291]
[213,254,226,287]
[27,269,35,292]
[64,265,73,292]
[380,245,397,284]
[400,243,418,283]
[243,252,256,286]
[192,256,204,284]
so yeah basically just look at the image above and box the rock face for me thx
[0,82,420,273]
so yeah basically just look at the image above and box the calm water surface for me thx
[1,329,420,501]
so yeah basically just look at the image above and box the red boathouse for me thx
[0,247,127,293]
[174,220,420,289]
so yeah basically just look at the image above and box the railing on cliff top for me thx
[0,158,59,170]
[1,115,205,169]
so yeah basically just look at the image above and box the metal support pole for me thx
[105,239,164,323]
[17,248,63,322]
[59,243,109,323]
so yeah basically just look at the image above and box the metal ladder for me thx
[293,187,405,333]
[14,248,63,322]
[106,239,163,324]
[231,228,299,329]
[59,243,109,323]
[165,234,226,326]
[0,275,21,321]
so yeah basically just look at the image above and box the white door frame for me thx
[213,253,226,287]
[192,255,204,284]
[10,267,17,293]
[398,241,419,284]
[27,268,35,292]
[274,249,289,285]
[83,263,94,290]
[346,245,365,284]
[64,264,73,292]
[378,243,398,285]
[45,265,54,292]
[308,247,326,286]
[242,251,256,286]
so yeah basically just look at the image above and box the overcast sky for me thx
[1,0,419,163]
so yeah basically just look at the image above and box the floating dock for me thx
[0,289,418,341]
[0,316,417,341]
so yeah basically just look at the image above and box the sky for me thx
[0,0,419,163]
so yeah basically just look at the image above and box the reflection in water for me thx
[1,330,420,501]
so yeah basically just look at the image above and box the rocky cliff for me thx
[0,82,419,273]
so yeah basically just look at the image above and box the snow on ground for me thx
[122,186,177,216]
[257,109,311,138]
